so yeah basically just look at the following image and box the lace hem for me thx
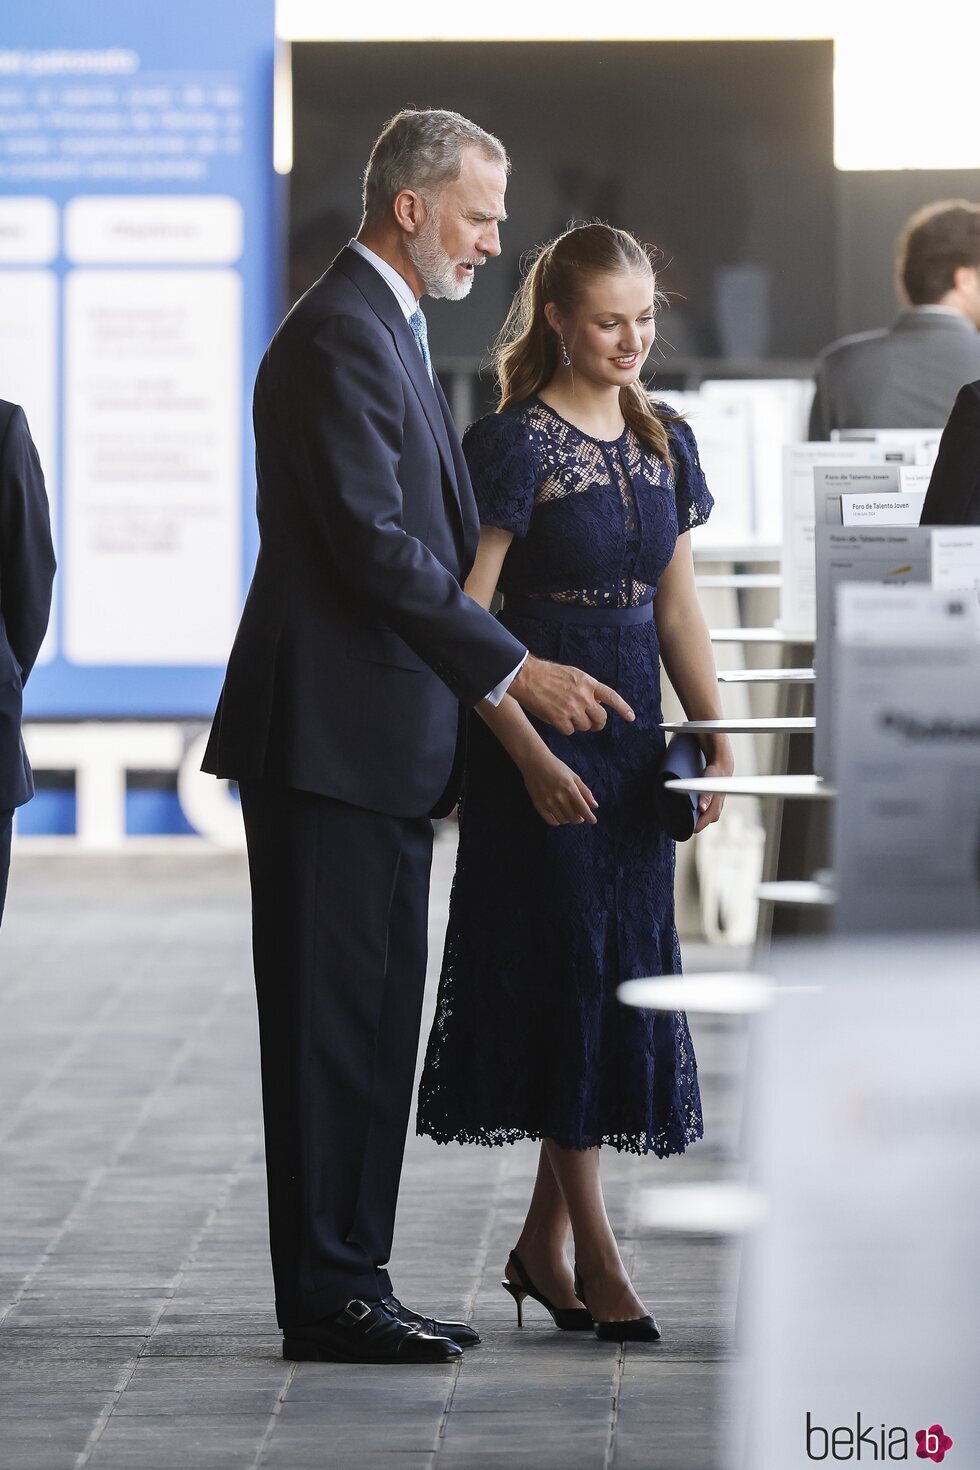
[416,1111,704,1160]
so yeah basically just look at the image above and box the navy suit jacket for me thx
[203,246,526,817]
[920,379,980,526]
[0,401,56,811]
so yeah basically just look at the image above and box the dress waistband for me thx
[502,596,654,627]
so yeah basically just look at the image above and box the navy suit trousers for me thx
[238,779,433,1326]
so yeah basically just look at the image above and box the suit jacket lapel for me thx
[334,248,464,531]
[432,372,480,566]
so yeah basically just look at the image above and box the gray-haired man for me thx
[204,109,631,1364]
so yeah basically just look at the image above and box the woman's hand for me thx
[693,738,735,834]
[520,748,599,826]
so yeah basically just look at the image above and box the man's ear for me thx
[392,189,426,238]
[951,263,980,295]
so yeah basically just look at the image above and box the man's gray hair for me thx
[362,109,509,223]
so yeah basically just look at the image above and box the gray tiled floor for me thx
[0,834,747,1470]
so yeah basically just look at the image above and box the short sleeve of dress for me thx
[662,411,714,533]
[462,411,538,539]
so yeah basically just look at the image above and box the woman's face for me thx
[551,269,657,389]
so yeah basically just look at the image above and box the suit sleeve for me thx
[274,314,526,707]
[0,407,56,683]
[920,380,980,526]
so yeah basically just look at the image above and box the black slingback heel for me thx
[574,1266,662,1343]
[501,1249,593,1331]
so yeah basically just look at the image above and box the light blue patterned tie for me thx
[408,307,432,380]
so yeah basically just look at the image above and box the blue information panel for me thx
[0,0,277,716]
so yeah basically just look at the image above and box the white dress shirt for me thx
[346,239,525,706]
[349,237,418,321]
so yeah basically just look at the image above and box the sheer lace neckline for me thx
[530,395,629,447]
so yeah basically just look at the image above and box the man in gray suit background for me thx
[809,200,980,439]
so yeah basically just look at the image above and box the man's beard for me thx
[407,208,479,301]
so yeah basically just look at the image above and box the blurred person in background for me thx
[203,111,633,1366]
[417,223,733,1343]
[0,400,55,926]
[809,200,980,438]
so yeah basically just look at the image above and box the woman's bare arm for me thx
[464,527,598,825]
[654,532,734,832]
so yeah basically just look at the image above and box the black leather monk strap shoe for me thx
[382,1293,481,1348]
[282,1298,462,1364]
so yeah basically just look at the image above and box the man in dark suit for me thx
[809,201,980,439]
[204,110,632,1364]
[920,379,980,525]
[0,400,55,925]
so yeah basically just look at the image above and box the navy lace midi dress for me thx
[416,397,714,1157]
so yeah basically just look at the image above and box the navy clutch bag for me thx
[654,732,707,841]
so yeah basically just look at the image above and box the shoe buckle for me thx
[343,1298,372,1323]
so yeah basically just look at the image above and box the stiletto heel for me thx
[574,1265,662,1343]
[501,1250,593,1331]
[500,1280,526,1327]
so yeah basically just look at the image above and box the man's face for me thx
[407,146,507,301]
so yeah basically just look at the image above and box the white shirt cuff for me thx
[483,653,527,707]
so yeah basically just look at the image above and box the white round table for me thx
[696,573,782,589]
[756,880,835,906]
[660,717,814,735]
[664,774,836,799]
[710,627,815,644]
[618,972,774,1014]
[693,541,780,562]
[716,668,814,684]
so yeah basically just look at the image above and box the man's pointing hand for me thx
[509,653,635,735]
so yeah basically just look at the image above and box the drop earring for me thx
[559,333,571,368]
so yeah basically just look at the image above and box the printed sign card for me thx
[931,527,980,595]
[840,489,926,526]
[837,465,932,526]
[832,583,980,931]
[813,465,902,525]
[813,527,934,776]
[779,443,889,636]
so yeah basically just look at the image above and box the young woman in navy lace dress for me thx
[417,225,733,1339]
